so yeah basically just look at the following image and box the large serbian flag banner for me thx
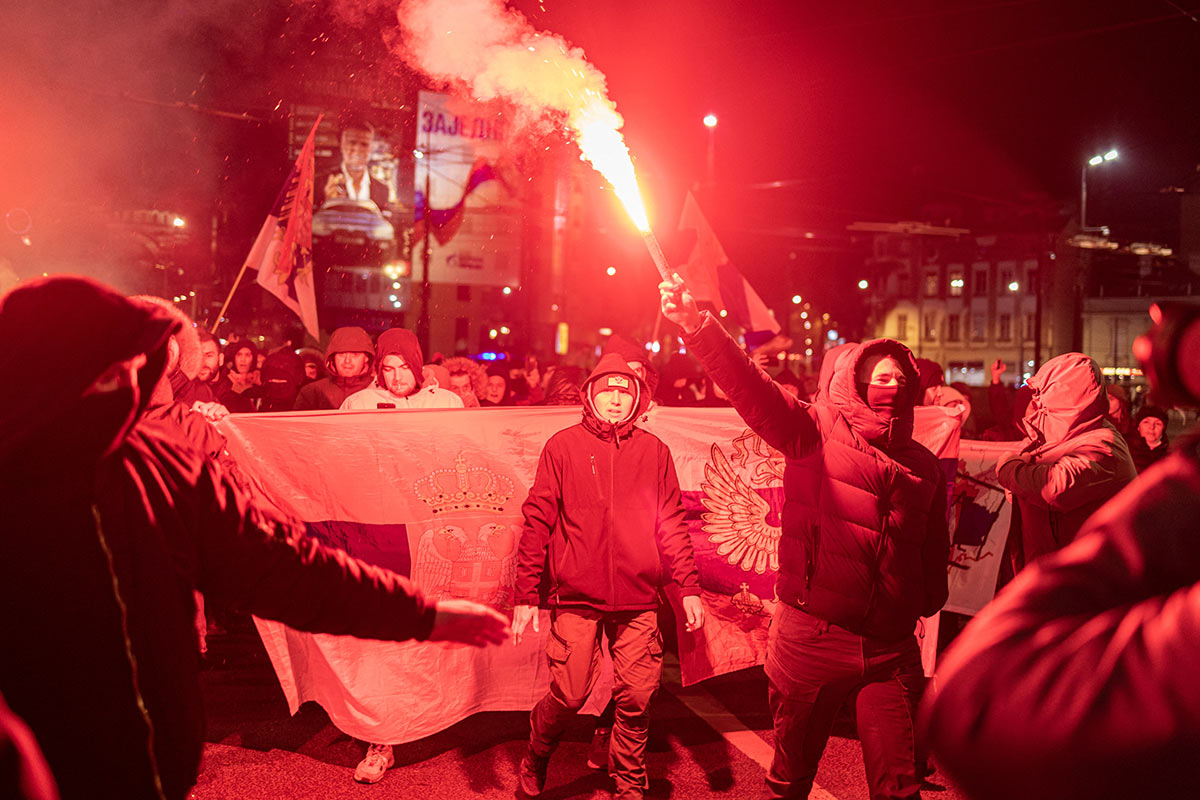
[219,404,977,745]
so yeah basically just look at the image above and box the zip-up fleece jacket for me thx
[514,353,700,610]
[685,312,948,641]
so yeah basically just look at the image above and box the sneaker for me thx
[586,726,611,771]
[517,750,549,797]
[353,743,394,784]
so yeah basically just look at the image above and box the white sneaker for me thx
[354,743,395,784]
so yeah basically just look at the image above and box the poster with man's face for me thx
[293,107,414,267]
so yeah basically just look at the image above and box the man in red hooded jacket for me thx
[661,276,948,800]
[511,353,704,800]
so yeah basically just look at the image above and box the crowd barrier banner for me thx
[219,404,969,744]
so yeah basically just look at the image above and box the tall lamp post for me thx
[703,113,718,190]
[1080,148,1118,230]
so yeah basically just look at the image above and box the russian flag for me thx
[676,191,780,335]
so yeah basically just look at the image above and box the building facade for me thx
[856,224,1046,385]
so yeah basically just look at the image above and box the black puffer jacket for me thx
[514,354,700,611]
[685,313,948,640]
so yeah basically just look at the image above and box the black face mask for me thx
[863,383,905,423]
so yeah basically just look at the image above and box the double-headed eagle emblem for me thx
[699,430,783,575]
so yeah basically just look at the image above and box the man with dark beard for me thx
[0,276,510,800]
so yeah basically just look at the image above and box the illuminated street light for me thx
[791,294,802,304]
[1081,148,1119,230]
[172,216,185,228]
[606,266,617,276]
[858,279,869,290]
[1008,281,1020,292]
[502,286,513,295]
[704,113,718,188]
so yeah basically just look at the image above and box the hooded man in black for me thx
[293,326,376,410]
[511,353,703,800]
[0,276,509,800]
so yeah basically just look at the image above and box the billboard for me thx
[289,106,415,270]
[412,90,521,288]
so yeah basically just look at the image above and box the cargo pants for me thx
[528,607,663,796]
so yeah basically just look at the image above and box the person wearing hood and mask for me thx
[340,328,462,410]
[0,276,510,800]
[995,352,1136,572]
[511,354,703,800]
[258,349,305,412]
[660,276,948,800]
[293,326,375,411]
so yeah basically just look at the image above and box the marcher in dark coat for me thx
[512,353,702,800]
[996,353,1137,571]
[1129,405,1170,473]
[920,436,1200,800]
[660,276,948,800]
[258,349,305,412]
[293,326,375,410]
[0,276,509,800]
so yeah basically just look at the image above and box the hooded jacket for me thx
[0,277,438,800]
[684,313,948,641]
[340,328,462,410]
[997,353,1136,567]
[514,353,700,611]
[293,326,375,410]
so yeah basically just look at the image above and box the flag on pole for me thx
[250,117,321,339]
[676,191,780,334]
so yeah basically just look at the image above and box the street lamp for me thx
[1081,148,1118,230]
[703,113,718,189]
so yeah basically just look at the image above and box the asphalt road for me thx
[192,617,968,800]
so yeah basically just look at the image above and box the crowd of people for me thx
[3,272,1198,800]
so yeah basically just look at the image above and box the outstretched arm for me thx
[659,275,820,458]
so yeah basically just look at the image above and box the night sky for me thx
[3,0,1197,290]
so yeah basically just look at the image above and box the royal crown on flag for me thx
[413,452,514,515]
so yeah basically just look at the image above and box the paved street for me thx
[193,619,967,800]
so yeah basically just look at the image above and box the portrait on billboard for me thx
[312,114,397,249]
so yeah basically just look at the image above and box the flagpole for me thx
[210,260,251,335]
[418,127,433,353]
